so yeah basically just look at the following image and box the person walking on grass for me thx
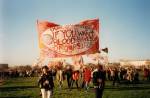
[83,66,92,90]
[65,65,73,89]
[71,70,80,89]
[56,68,64,89]
[112,67,120,86]
[38,66,54,98]
[56,62,65,89]
[93,64,106,98]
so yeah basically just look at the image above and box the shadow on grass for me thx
[105,86,150,91]
[0,96,31,98]
[0,86,37,92]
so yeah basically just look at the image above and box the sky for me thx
[0,0,150,65]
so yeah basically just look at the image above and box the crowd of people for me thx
[1,64,150,98]
[107,67,140,85]
[37,63,150,98]
[0,65,42,79]
[0,69,40,78]
[38,64,106,98]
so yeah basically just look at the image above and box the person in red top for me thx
[83,66,92,90]
[71,70,79,89]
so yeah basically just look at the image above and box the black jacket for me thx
[93,70,106,89]
[38,71,54,90]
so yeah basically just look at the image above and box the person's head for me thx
[42,65,49,74]
[66,65,71,70]
[97,64,103,71]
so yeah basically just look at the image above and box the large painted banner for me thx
[37,19,99,58]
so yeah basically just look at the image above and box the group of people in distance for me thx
[38,64,106,98]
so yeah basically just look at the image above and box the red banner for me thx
[37,19,99,58]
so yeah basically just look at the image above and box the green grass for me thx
[0,77,150,98]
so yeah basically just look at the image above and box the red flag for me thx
[37,19,99,58]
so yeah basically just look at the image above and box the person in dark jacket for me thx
[93,64,106,98]
[65,65,73,89]
[112,68,120,86]
[38,66,54,98]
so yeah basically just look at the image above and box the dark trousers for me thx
[71,80,78,88]
[113,77,120,86]
[67,77,72,88]
[81,81,85,88]
[95,88,104,98]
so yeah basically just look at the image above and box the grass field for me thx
[0,77,150,98]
